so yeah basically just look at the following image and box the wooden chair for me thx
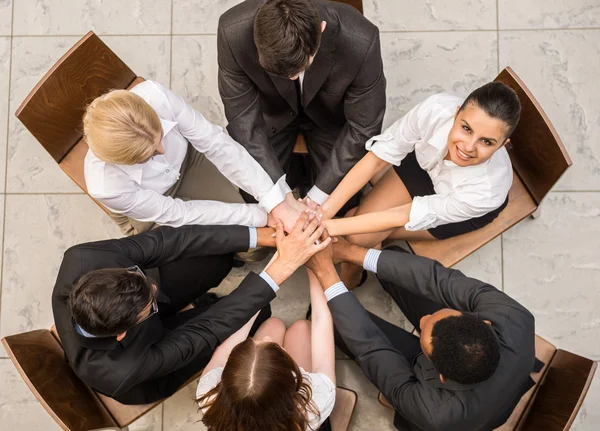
[377,335,596,431]
[2,325,357,431]
[15,31,145,216]
[408,67,572,267]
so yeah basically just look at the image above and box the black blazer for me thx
[52,225,275,404]
[217,0,386,194]
[328,250,536,431]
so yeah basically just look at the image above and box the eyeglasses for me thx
[125,265,159,331]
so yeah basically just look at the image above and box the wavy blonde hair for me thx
[83,90,162,165]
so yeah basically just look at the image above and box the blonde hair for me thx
[83,90,162,165]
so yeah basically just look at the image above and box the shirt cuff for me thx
[259,271,280,293]
[248,227,257,249]
[324,281,349,302]
[258,175,292,213]
[404,196,437,231]
[363,249,382,273]
[306,186,329,206]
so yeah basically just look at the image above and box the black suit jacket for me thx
[329,250,536,431]
[217,0,386,194]
[52,225,276,404]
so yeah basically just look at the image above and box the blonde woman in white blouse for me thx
[317,82,521,287]
[196,268,336,431]
[83,80,304,236]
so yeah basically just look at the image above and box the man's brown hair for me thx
[254,0,322,77]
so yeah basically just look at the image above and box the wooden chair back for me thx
[517,350,597,431]
[331,0,363,13]
[496,67,572,205]
[15,31,137,164]
[1,330,118,431]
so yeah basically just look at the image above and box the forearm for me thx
[320,152,389,219]
[308,270,336,382]
[323,203,411,237]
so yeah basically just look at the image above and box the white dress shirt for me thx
[84,80,291,228]
[196,366,336,429]
[366,93,513,232]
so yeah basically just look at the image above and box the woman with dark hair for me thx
[313,82,521,287]
[196,269,336,430]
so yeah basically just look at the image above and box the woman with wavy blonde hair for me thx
[196,270,336,431]
[82,80,298,237]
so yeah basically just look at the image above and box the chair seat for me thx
[293,133,309,154]
[408,171,537,267]
[330,387,358,431]
[493,336,556,430]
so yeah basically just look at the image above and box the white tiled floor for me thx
[0,1,599,430]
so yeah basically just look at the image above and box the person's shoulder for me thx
[218,0,259,31]
[326,1,379,46]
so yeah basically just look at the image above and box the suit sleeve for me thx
[217,21,285,184]
[66,225,251,270]
[116,272,276,392]
[328,293,435,430]
[314,30,386,194]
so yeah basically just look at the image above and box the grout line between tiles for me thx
[169,0,174,91]
[0,0,16,339]
[496,0,500,73]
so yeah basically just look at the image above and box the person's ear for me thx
[321,21,327,32]
[500,138,510,148]
[484,319,492,326]
[439,374,447,384]
[116,331,127,342]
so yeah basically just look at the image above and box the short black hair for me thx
[430,314,500,385]
[459,82,521,140]
[69,268,154,337]
[254,0,321,77]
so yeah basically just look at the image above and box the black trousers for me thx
[334,246,443,365]
[240,116,361,217]
[127,253,271,402]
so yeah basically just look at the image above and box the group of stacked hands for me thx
[48,1,538,431]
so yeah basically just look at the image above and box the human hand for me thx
[269,193,311,232]
[264,213,332,285]
[256,227,277,248]
[305,230,335,275]
[331,234,352,264]
[301,196,320,211]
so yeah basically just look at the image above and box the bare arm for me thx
[308,269,336,384]
[320,152,389,219]
[323,203,412,237]
[200,311,260,378]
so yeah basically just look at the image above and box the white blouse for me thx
[84,80,291,228]
[366,93,513,231]
[196,366,336,429]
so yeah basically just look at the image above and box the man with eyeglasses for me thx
[52,213,329,405]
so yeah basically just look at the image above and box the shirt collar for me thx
[114,118,178,183]
[429,116,454,156]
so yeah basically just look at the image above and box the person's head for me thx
[419,309,500,385]
[83,89,165,165]
[69,267,158,340]
[254,0,326,79]
[446,82,521,167]
[197,338,318,431]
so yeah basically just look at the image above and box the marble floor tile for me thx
[499,0,600,29]
[380,31,498,129]
[0,0,11,35]
[499,30,600,191]
[0,359,61,430]
[453,236,503,289]
[171,35,225,127]
[173,0,241,35]
[503,192,600,429]
[7,35,171,193]
[364,0,496,31]
[163,379,207,431]
[13,0,171,36]
[0,37,9,192]
[336,359,396,431]
[129,405,163,431]
[0,194,121,339]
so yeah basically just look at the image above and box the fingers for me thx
[292,212,309,235]
[309,223,326,244]
[275,221,285,245]
[313,236,332,252]
[302,213,320,238]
